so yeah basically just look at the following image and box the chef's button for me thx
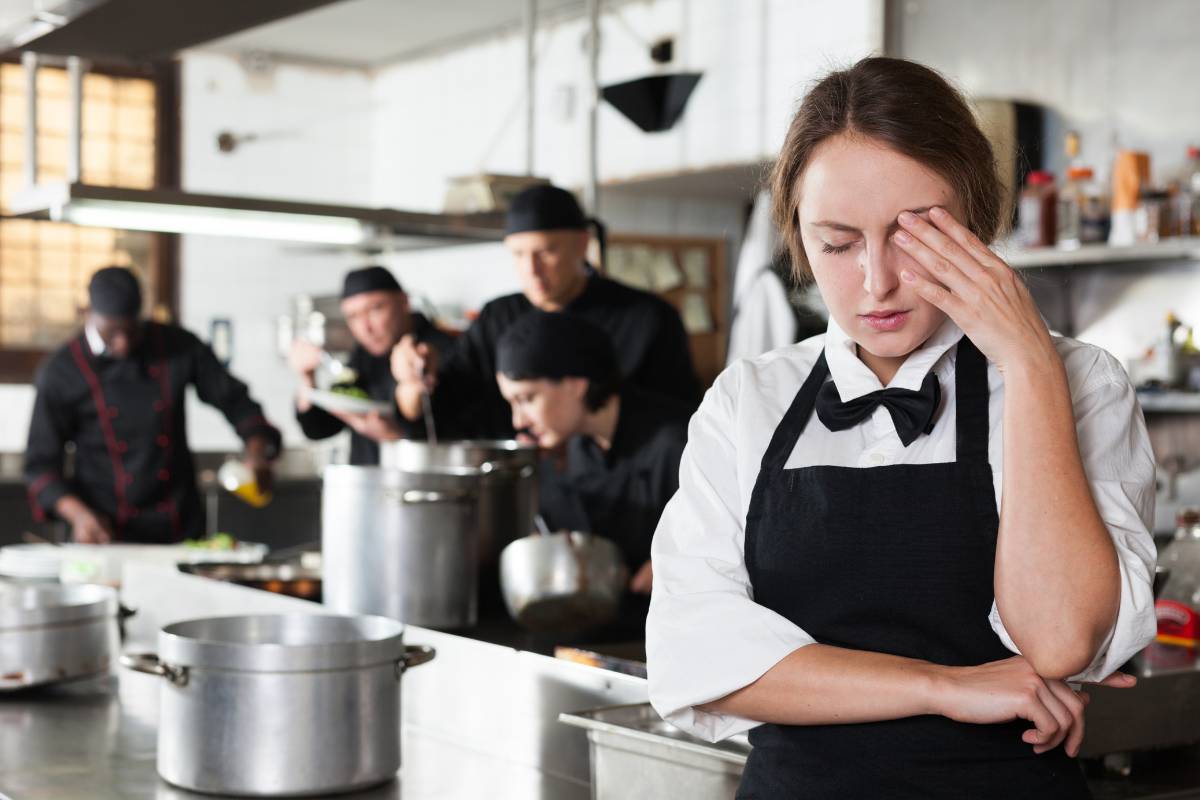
[149,366,161,377]
[157,469,170,482]
[867,452,887,466]
[124,474,134,485]
[156,434,169,448]
[116,441,129,454]
[108,406,119,418]
[129,508,139,518]
[153,401,165,412]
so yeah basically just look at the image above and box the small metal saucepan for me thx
[499,523,629,632]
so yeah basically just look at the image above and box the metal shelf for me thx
[1000,238,1200,270]
[1137,391,1200,414]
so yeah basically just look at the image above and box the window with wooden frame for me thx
[0,59,178,382]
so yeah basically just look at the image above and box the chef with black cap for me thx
[392,184,700,439]
[23,266,282,544]
[290,265,453,465]
[495,311,691,597]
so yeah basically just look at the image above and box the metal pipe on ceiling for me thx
[67,56,86,184]
[585,0,600,214]
[22,51,39,190]
[524,0,537,176]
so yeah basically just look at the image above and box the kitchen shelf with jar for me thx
[1001,237,1200,270]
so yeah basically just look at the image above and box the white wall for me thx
[177,53,375,451]
[368,0,884,210]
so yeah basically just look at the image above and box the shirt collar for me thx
[824,315,964,402]
[84,323,107,356]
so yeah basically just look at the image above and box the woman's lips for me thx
[860,310,911,331]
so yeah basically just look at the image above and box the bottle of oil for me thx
[218,458,272,508]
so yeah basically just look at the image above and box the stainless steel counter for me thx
[0,564,649,799]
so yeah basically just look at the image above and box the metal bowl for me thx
[499,531,629,632]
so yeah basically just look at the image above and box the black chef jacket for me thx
[537,387,690,571]
[295,313,454,465]
[433,270,701,440]
[24,322,282,543]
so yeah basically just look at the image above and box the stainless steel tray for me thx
[560,703,748,800]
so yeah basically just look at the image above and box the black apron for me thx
[738,337,1089,799]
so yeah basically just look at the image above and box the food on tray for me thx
[330,383,370,400]
[183,532,237,551]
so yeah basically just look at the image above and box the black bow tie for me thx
[815,372,941,447]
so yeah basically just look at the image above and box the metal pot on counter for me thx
[122,613,434,797]
[380,439,538,562]
[324,440,537,629]
[1,582,119,691]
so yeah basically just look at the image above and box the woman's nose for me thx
[860,240,902,299]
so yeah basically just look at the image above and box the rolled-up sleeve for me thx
[646,364,815,742]
[989,351,1158,682]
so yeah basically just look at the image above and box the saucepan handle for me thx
[395,645,436,678]
[120,652,189,687]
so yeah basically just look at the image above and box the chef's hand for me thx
[56,495,113,544]
[390,335,437,393]
[242,435,276,496]
[933,656,1135,757]
[288,340,322,411]
[629,560,654,594]
[338,410,403,443]
[288,340,322,379]
[893,206,1057,374]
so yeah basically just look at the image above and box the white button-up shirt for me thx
[646,316,1159,742]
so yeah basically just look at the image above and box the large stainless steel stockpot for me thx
[322,465,482,628]
[380,439,538,561]
[0,582,119,691]
[122,613,434,797]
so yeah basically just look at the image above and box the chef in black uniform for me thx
[391,184,700,439]
[290,266,453,465]
[495,311,690,598]
[24,267,282,544]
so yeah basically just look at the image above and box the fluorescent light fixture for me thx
[7,183,507,249]
[53,198,370,244]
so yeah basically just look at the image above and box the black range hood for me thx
[1,0,343,62]
[602,72,702,133]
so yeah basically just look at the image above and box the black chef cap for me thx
[342,266,403,299]
[496,311,619,385]
[505,184,608,267]
[88,266,142,318]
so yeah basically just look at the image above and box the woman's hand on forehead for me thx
[890,206,1055,372]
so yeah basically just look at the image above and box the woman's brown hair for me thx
[770,57,1002,281]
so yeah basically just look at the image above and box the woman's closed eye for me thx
[821,240,857,255]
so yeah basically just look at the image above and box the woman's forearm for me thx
[701,644,941,725]
[995,356,1120,679]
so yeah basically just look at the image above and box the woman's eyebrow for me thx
[811,207,933,233]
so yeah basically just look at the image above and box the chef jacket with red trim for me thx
[23,321,282,543]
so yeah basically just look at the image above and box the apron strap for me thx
[953,337,990,464]
[759,351,829,472]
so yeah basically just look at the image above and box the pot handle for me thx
[395,644,436,678]
[400,490,471,505]
[120,652,189,687]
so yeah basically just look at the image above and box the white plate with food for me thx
[308,388,393,416]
